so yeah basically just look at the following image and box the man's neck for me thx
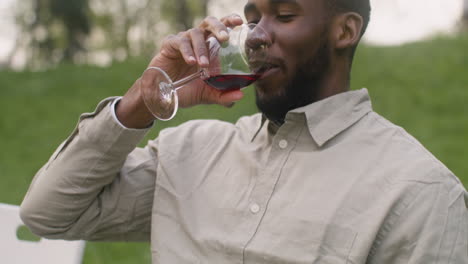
[316,59,351,101]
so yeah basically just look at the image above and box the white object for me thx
[365,0,464,45]
[0,203,86,264]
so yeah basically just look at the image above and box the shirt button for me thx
[250,203,260,214]
[278,139,288,149]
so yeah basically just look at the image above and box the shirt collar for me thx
[289,88,372,147]
[251,88,373,146]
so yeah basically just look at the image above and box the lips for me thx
[250,61,281,77]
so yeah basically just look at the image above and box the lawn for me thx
[1,32,467,263]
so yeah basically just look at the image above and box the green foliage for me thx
[1,32,467,263]
[161,0,209,31]
[11,0,207,69]
[16,0,92,65]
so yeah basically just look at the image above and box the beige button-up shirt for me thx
[21,89,468,263]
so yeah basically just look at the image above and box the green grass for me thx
[1,32,467,263]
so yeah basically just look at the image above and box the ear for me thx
[331,12,364,50]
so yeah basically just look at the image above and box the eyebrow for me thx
[244,0,299,14]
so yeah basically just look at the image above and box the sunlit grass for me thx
[1,32,467,263]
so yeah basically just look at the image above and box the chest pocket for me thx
[245,218,358,264]
[155,137,232,200]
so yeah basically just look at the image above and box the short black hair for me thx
[327,0,371,37]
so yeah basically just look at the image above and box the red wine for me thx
[205,74,260,91]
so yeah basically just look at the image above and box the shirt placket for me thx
[240,117,304,263]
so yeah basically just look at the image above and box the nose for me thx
[245,23,272,52]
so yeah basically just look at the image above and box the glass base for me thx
[140,67,178,121]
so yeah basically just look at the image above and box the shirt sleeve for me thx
[110,97,154,130]
[368,179,468,263]
[20,97,157,242]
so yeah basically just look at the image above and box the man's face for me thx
[244,0,332,123]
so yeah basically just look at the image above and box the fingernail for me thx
[200,56,209,65]
[188,56,196,63]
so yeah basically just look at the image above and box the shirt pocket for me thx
[246,219,358,264]
[310,222,357,263]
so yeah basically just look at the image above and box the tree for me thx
[162,0,210,31]
[9,0,92,69]
[49,0,91,61]
[9,0,211,70]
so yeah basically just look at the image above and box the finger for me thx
[166,34,197,65]
[216,89,244,106]
[200,16,229,42]
[189,28,210,67]
[220,14,244,28]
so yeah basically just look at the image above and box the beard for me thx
[255,39,331,125]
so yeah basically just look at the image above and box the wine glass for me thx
[140,23,271,121]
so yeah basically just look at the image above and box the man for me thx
[20,0,467,263]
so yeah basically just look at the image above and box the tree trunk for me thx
[175,0,192,30]
[201,0,209,17]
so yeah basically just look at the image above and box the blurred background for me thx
[1,0,467,263]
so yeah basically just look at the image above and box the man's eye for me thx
[277,14,296,22]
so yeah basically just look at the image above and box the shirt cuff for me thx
[110,97,154,130]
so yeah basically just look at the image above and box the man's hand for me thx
[116,15,244,129]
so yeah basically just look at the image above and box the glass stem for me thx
[172,69,206,91]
